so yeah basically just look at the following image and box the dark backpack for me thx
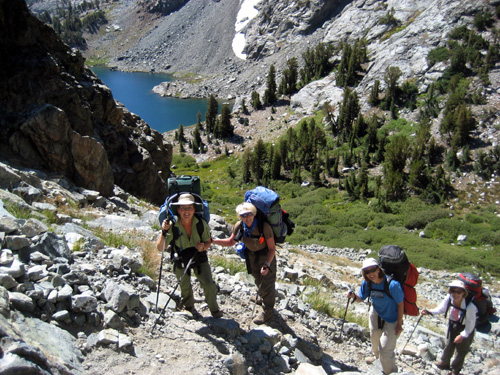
[158,175,210,226]
[376,245,419,316]
[241,186,295,244]
[158,175,210,270]
[458,272,496,326]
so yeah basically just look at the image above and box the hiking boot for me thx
[250,295,263,305]
[185,306,200,317]
[449,370,460,375]
[253,309,273,325]
[434,360,450,370]
[365,356,376,364]
[211,310,223,318]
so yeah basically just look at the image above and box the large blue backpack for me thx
[243,186,294,243]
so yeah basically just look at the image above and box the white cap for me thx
[362,257,379,270]
[236,202,257,216]
[449,280,466,290]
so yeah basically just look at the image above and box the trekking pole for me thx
[399,314,423,356]
[248,281,263,330]
[156,215,174,311]
[155,236,167,312]
[151,255,195,333]
[340,294,353,334]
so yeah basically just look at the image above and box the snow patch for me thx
[232,0,263,60]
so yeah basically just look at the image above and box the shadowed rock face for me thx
[0,0,172,204]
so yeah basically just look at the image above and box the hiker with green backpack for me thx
[347,257,404,375]
[156,193,223,318]
[421,280,477,375]
[212,202,277,325]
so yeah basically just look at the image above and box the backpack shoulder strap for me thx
[170,223,181,252]
[384,276,394,300]
[445,297,468,324]
[444,297,451,319]
[195,214,207,239]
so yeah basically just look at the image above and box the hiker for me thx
[421,280,477,375]
[156,193,222,318]
[347,258,404,374]
[212,202,276,324]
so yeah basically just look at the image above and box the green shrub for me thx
[425,218,471,243]
[211,256,246,275]
[465,213,485,224]
[427,46,451,67]
[403,207,449,229]
[172,154,198,169]
[3,200,33,220]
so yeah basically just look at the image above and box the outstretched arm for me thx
[212,232,237,247]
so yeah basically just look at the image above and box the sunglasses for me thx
[240,212,254,218]
[449,288,464,294]
[364,267,378,275]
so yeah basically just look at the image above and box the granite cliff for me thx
[0,0,173,205]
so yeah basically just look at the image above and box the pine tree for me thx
[218,103,233,139]
[178,124,186,143]
[369,80,380,106]
[241,98,248,115]
[263,65,277,106]
[278,138,289,171]
[311,160,321,185]
[242,148,252,183]
[382,66,402,111]
[251,139,267,183]
[280,57,298,95]
[271,151,282,180]
[196,111,203,131]
[383,134,409,200]
[205,94,218,133]
[251,91,262,110]
[193,123,203,154]
[292,166,301,184]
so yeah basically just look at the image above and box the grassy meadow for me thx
[171,153,500,279]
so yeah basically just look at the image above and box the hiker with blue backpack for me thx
[156,193,223,318]
[421,280,477,375]
[347,257,404,375]
[212,202,277,325]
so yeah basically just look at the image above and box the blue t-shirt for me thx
[359,276,404,323]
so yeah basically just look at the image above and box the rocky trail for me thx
[0,161,499,375]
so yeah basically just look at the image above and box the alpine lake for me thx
[91,67,217,134]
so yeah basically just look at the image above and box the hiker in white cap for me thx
[347,257,404,374]
[421,280,477,375]
[157,193,222,318]
[212,202,276,325]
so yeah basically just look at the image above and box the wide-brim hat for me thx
[361,257,379,270]
[449,280,468,296]
[171,193,201,206]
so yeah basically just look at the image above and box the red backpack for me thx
[378,245,419,316]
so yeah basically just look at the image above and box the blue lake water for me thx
[91,67,210,133]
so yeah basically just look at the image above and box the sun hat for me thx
[236,202,257,216]
[171,193,201,206]
[449,280,468,296]
[361,257,379,270]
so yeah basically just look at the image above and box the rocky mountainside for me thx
[0,160,499,375]
[0,0,173,206]
[79,0,500,172]
[82,0,500,108]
